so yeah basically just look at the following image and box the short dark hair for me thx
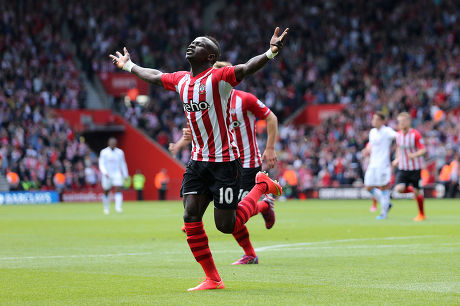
[205,35,221,63]
[375,111,385,121]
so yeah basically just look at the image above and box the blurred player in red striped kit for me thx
[392,112,427,221]
[110,27,288,291]
[171,61,279,265]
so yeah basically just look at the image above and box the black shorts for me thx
[238,166,261,201]
[395,170,421,189]
[180,159,242,209]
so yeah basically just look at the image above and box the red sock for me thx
[416,194,424,215]
[184,221,220,281]
[232,225,256,257]
[403,186,414,193]
[233,183,266,232]
[257,200,269,213]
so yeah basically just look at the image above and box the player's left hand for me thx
[262,148,277,169]
[270,27,289,53]
[407,153,416,159]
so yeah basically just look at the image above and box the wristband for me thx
[122,59,136,72]
[265,48,278,59]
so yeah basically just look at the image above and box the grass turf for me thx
[0,199,459,305]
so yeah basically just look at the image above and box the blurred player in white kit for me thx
[362,112,396,219]
[99,137,128,214]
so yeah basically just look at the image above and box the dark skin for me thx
[110,27,289,234]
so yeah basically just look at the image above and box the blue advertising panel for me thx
[0,191,60,205]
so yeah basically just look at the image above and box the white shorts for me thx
[101,173,123,190]
[364,167,391,187]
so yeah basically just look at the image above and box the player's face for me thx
[371,115,383,128]
[397,116,410,130]
[108,138,117,149]
[186,37,214,62]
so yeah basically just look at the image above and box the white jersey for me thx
[368,125,396,168]
[99,147,128,178]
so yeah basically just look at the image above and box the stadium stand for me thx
[0,102,100,191]
[0,1,97,190]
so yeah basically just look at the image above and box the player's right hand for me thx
[392,159,399,167]
[109,47,130,70]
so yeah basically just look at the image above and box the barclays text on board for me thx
[0,191,59,205]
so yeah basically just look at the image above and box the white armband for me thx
[265,48,278,59]
[122,60,136,72]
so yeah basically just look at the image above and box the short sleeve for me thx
[161,71,188,92]
[244,92,271,119]
[215,66,240,87]
[414,131,425,149]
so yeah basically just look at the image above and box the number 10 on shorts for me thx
[219,187,234,204]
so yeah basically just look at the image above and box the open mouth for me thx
[186,47,194,55]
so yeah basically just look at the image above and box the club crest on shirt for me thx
[199,84,206,95]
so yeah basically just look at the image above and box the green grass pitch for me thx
[1,199,459,305]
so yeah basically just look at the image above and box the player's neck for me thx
[402,128,410,133]
[190,62,213,77]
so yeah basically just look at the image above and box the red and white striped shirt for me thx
[396,128,425,170]
[229,90,271,168]
[161,66,240,162]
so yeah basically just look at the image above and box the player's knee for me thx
[395,185,405,193]
[183,210,200,223]
[216,223,234,234]
[215,218,235,234]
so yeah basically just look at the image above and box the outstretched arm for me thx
[234,27,289,82]
[109,47,163,86]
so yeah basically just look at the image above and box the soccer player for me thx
[170,61,279,265]
[361,112,396,220]
[109,27,288,291]
[392,112,427,221]
[98,137,129,214]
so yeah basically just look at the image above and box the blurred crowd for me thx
[2,0,460,195]
[0,102,101,191]
[0,1,96,190]
[0,1,86,110]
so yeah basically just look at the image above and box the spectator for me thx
[154,169,169,200]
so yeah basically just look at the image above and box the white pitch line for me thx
[0,252,154,261]
[258,242,460,252]
[254,235,440,252]
[0,235,452,261]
